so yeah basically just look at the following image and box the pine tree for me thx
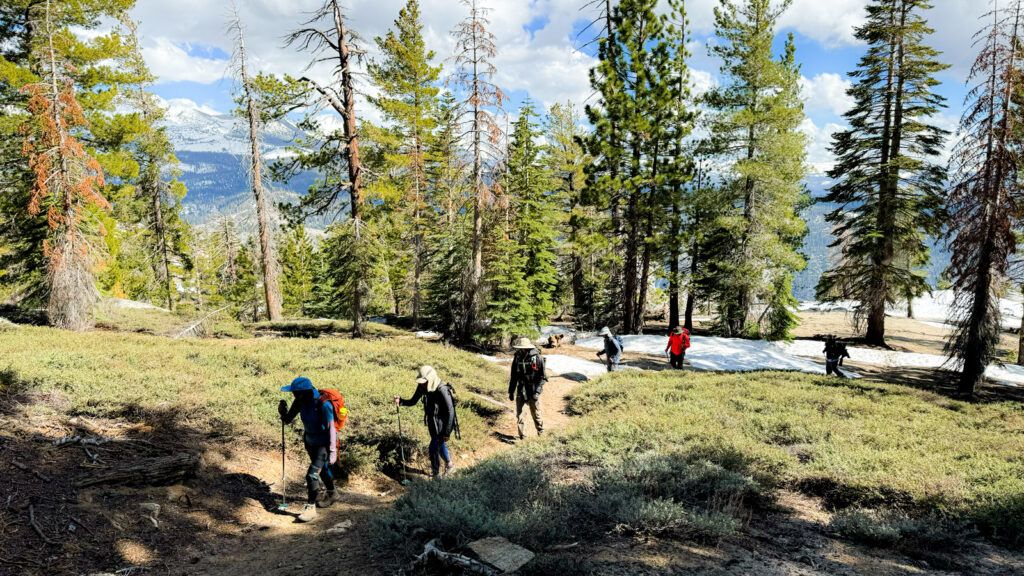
[422,92,471,335]
[947,1,1024,396]
[545,102,601,326]
[279,222,315,317]
[20,0,112,330]
[450,0,505,342]
[368,0,441,327]
[506,102,559,327]
[115,15,191,311]
[703,0,808,339]
[817,0,949,346]
[286,0,369,336]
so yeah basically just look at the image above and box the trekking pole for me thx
[277,421,288,511]
[395,404,409,485]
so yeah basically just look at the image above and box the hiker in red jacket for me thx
[665,326,690,370]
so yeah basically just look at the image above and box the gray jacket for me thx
[598,335,623,363]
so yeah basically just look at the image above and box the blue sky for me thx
[131,0,986,173]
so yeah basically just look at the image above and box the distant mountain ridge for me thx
[160,98,318,227]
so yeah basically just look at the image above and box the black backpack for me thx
[432,382,462,440]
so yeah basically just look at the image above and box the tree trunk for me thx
[236,21,282,322]
[866,5,901,347]
[464,27,484,343]
[1017,300,1024,367]
[331,0,365,337]
[152,180,173,311]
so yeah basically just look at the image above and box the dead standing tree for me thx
[947,1,1024,396]
[287,0,368,337]
[450,0,505,342]
[229,6,284,322]
[21,0,109,331]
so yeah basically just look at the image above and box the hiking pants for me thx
[606,360,619,372]
[304,442,335,503]
[516,395,544,439]
[428,432,451,477]
[670,352,685,369]
[825,359,845,378]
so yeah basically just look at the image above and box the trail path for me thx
[161,366,587,576]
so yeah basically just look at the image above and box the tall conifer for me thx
[817,0,949,345]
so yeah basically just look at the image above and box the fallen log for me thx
[405,539,499,576]
[75,452,199,488]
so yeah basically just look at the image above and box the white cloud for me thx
[800,73,854,118]
[799,118,845,175]
[141,37,227,84]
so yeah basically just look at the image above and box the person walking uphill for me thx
[666,326,690,369]
[394,366,459,479]
[279,376,348,523]
[509,337,546,440]
[596,326,623,372]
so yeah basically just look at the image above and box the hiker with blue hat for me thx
[279,376,343,522]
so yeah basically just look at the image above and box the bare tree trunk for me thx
[233,13,282,322]
[332,1,366,338]
[152,182,173,311]
[465,30,484,343]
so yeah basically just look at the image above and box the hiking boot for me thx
[296,503,318,523]
[319,490,342,508]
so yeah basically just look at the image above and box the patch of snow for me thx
[478,355,510,364]
[985,364,1024,387]
[577,335,836,375]
[540,325,576,336]
[415,330,440,339]
[105,298,169,312]
[543,354,611,380]
[799,300,857,313]
[802,290,1024,329]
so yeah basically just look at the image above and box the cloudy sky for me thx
[131,0,989,174]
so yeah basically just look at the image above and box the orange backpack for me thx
[317,389,349,442]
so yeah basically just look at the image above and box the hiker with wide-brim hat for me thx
[394,366,458,479]
[665,326,690,370]
[279,376,340,522]
[509,337,546,440]
[596,327,623,372]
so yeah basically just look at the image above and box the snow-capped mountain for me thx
[161,97,302,156]
[159,98,318,228]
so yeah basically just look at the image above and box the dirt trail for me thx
[160,368,586,576]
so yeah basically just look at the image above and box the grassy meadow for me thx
[378,370,1024,556]
[0,323,508,471]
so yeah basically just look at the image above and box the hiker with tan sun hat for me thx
[509,336,546,441]
[394,365,460,479]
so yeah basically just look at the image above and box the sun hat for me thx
[512,337,534,349]
[599,327,612,337]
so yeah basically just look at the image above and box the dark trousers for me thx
[428,433,451,477]
[669,352,685,369]
[825,359,845,378]
[304,442,336,503]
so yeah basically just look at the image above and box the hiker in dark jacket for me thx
[394,365,456,479]
[509,337,546,440]
[596,326,623,372]
[279,376,338,522]
[823,336,851,378]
